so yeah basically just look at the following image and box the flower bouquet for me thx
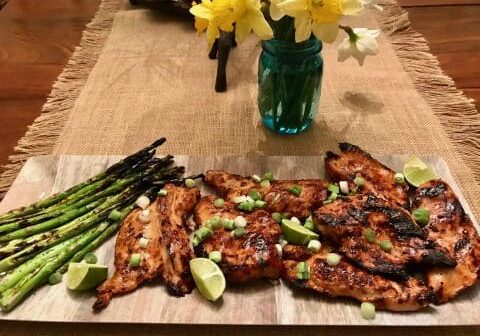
[190,0,382,134]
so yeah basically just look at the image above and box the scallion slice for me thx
[208,251,222,263]
[129,253,142,267]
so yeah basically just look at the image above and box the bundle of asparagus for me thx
[0,138,185,312]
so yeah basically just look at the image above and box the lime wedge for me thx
[281,219,319,245]
[190,258,226,301]
[403,156,437,187]
[66,262,108,291]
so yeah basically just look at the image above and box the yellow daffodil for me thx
[274,0,363,43]
[190,0,236,47]
[232,0,274,43]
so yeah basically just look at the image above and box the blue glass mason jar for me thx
[258,37,323,135]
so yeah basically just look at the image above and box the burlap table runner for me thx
[1,0,480,334]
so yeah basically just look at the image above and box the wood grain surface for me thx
[0,155,478,325]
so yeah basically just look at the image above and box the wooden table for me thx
[0,0,479,169]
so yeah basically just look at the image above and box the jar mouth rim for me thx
[261,38,323,56]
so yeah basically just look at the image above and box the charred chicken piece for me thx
[325,143,409,208]
[204,170,328,220]
[157,184,200,296]
[314,194,455,279]
[413,179,480,303]
[193,196,282,282]
[282,244,433,312]
[93,184,199,310]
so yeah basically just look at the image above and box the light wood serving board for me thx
[0,155,479,325]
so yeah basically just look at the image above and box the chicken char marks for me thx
[205,170,328,220]
[193,196,282,282]
[93,184,199,310]
[413,180,480,303]
[282,245,433,311]
[325,143,409,208]
[314,194,455,280]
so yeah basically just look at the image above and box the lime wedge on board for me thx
[281,219,319,245]
[403,156,437,187]
[190,258,226,301]
[66,263,108,291]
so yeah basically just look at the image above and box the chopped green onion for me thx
[108,209,122,221]
[263,172,274,182]
[394,173,405,184]
[213,198,225,208]
[222,218,235,230]
[363,228,376,243]
[260,180,271,188]
[252,174,262,183]
[281,212,290,219]
[379,239,393,252]
[304,215,315,231]
[138,209,151,224]
[234,216,247,228]
[327,184,340,194]
[234,195,247,204]
[413,208,430,226]
[360,302,376,320]
[272,212,283,223]
[307,239,321,253]
[348,190,358,196]
[158,188,168,196]
[238,201,254,212]
[326,253,342,266]
[296,262,310,280]
[248,190,263,201]
[339,181,349,194]
[208,251,222,263]
[192,236,201,247]
[185,178,196,188]
[279,236,288,248]
[323,200,332,205]
[304,221,315,231]
[135,195,150,209]
[275,244,283,257]
[328,192,338,201]
[290,217,301,225]
[232,227,246,238]
[48,272,63,285]
[139,237,149,248]
[194,227,213,244]
[209,216,222,230]
[297,261,309,273]
[354,176,366,187]
[84,253,97,264]
[129,253,142,267]
[254,200,266,209]
[288,185,302,196]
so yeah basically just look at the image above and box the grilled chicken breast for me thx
[413,180,480,303]
[325,143,409,208]
[94,184,199,310]
[157,184,200,296]
[314,194,455,279]
[205,170,328,219]
[193,196,282,282]
[282,244,433,311]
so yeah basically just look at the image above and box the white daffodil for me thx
[361,0,383,11]
[337,28,380,65]
[274,0,364,43]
